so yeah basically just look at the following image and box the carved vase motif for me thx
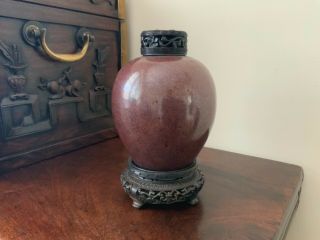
[7,75,27,94]
[0,40,28,100]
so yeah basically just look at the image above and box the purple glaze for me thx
[112,56,216,171]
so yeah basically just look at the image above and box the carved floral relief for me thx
[0,40,28,100]
[0,35,112,140]
[141,36,186,49]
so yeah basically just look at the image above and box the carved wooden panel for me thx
[0,0,120,172]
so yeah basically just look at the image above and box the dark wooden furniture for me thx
[0,0,127,172]
[0,138,303,240]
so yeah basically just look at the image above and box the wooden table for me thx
[0,138,303,240]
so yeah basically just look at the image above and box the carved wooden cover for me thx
[0,1,120,172]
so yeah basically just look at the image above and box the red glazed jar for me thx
[113,30,216,208]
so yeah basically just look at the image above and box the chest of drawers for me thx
[0,0,126,172]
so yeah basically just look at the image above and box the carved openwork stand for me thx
[120,160,204,208]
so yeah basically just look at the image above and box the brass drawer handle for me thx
[22,21,94,62]
[40,29,90,62]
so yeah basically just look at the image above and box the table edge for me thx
[273,168,304,240]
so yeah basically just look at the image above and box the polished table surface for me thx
[0,138,303,240]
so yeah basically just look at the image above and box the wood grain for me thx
[0,0,119,31]
[0,138,303,240]
[20,0,118,18]
[119,0,128,66]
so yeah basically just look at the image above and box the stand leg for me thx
[131,198,144,209]
[188,197,199,206]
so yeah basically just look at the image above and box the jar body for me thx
[112,55,216,171]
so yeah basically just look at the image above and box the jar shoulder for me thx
[122,56,211,75]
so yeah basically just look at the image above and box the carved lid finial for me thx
[141,30,187,56]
